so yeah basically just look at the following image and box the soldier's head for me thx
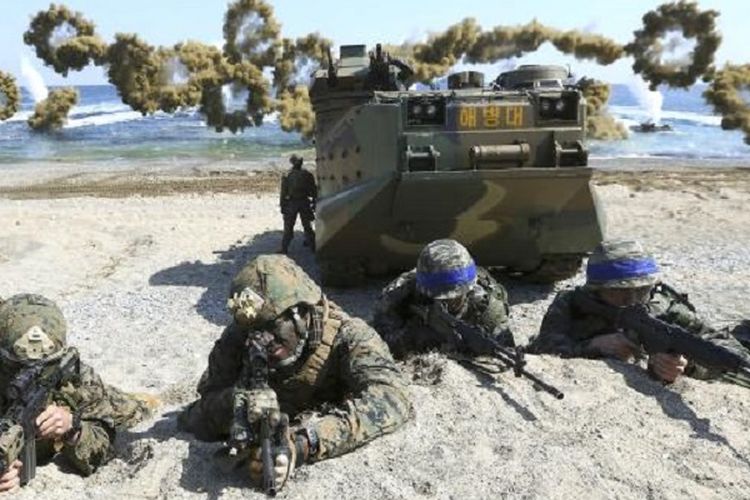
[0,294,67,371]
[585,239,659,307]
[289,154,303,169]
[228,255,323,367]
[416,239,477,313]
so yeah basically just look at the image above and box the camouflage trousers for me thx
[281,200,315,253]
[177,387,234,442]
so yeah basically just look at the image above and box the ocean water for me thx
[1,84,748,168]
[597,84,750,162]
[0,85,303,168]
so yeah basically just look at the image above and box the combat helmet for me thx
[416,239,477,299]
[0,294,67,363]
[228,254,322,326]
[585,239,659,289]
[289,154,303,168]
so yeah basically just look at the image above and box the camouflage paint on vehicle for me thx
[310,44,604,284]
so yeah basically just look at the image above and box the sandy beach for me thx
[1,163,750,499]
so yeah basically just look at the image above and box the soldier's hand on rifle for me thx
[0,460,21,493]
[587,332,640,361]
[36,403,74,441]
[648,353,688,383]
[248,412,297,492]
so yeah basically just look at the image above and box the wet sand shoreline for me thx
[1,161,749,200]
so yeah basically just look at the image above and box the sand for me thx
[1,164,749,499]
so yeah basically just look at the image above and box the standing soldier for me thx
[373,239,515,358]
[0,294,154,493]
[178,255,410,493]
[528,239,750,385]
[279,154,317,254]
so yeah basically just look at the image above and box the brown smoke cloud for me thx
[18,1,739,144]
[223,0,281,68]
[0,71,21,121]
[270,34,332,136]
[274,34,332,92]
[703,64,750,145]
[625,0,721,90]
[276,86,315,139]
[199,60,272,133]
[104,37,228,116]
[27,87,78,132]
[387,18,625,82]
[23,4,107,76]
[384,2,720,92]
[577,78,628,140]
[104,34,170,115]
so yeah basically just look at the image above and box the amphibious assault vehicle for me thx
[630,121,673,133]
[310,44,604,285]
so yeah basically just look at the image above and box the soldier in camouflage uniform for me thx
[373,239,514,358]
[178,254,410,492]
[529,239,750,384]
[279,154,317,254]
[0,294,153,493]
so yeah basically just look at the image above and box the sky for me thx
[1,0,749,87]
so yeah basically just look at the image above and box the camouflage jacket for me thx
[280,168,316,204]
[529,283,750,380]
[372,267,514,358]
[732,320,750,350]
[0,357,133,476]
[179,303,411,463]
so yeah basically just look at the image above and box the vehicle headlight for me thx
[407,98,446,126]
[538,93,578,122]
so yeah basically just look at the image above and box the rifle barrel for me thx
[20,435,35,485]
[261,433,276,496]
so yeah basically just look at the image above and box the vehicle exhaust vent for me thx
[448,71,485,90]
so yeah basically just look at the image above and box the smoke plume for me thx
[28,87,78,131]
[0,71,21,121]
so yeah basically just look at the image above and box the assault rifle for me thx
[410,304,564,399]
[0,348,80,485]
[572,289,750,387]
[228,337,284,496]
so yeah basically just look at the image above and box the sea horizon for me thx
[2,82,750,169]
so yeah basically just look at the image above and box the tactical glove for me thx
[248,412,296,493]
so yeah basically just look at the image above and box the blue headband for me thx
[416,263,477,292]
[587,257,659,282]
